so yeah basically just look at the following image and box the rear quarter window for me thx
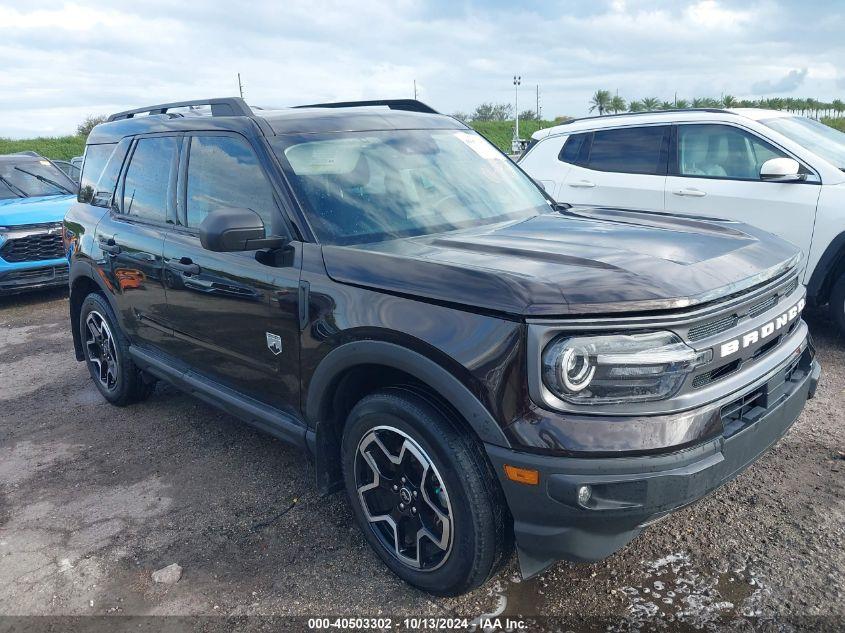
[78,143,118,205]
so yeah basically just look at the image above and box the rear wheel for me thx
[341,389,512,595]
[80,292,155,406]
[829,273,845,337]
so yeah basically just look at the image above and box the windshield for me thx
[761,116,845,170]
[271,129,549,245]
[0,158,76,200]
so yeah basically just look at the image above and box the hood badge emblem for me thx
[266,332,283,356]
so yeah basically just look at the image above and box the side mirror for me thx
[199,207,286,252]
[760,158,805,182]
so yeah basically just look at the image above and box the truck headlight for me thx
[541,332,711,404]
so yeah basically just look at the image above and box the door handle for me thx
[672,188,707,197]
[568,180,596,188]
[169,258,200,275]
[98,237,121,255]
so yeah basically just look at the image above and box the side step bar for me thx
[129,346,308,450]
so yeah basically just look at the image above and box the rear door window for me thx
[121,136,179,224]
[584,126,669,175]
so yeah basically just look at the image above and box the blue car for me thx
[0,152,77,295]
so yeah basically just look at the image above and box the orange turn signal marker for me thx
[504,464,540,486]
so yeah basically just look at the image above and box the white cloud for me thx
[0,0,843,137]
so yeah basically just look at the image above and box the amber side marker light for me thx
[503,464,540,486]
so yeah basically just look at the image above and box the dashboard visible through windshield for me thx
[271,129,550,245]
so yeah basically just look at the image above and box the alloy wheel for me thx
[355,425,453,571]
[84,311,119,391]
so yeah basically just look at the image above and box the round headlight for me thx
[544,340,596,395]
[559,346,595,392]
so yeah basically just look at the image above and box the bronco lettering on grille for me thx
[719,298,805,358]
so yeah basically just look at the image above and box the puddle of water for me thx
[612,552,762,631]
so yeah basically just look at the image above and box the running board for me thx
[129,346,308,449]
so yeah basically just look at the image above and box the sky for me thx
[1,0,844,138]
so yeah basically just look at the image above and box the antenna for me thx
[237,73,244,99]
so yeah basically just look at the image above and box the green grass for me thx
[470,120,558,152]
[3,117,842,160]
[822,117,845,132]
[0,135,86,161]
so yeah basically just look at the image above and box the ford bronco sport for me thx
[65,97,820,596]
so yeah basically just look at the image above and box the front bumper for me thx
[487,346,820,578]
[0,259,68,295]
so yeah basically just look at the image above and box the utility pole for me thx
[513,75,521,144]
[237,73,244,99]
[413,80,417,100]
[536,84,541,124]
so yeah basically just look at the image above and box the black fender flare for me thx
[306,340,511,447]
[807,231,845,305]
[68,261,119,361]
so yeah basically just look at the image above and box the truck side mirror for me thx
[199,207,287,252]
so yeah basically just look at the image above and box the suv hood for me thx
[321,207,801,317]
[0,194,76,227]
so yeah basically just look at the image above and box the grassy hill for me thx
[0,135,86,161]
[2,117,842,160]
[470,120,557,152]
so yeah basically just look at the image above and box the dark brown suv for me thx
[64,97,819,595]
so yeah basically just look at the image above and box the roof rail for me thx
[107,97,253,122]
[560,108,735,125]
[293,99,439,114]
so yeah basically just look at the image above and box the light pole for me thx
[513,75,521,142]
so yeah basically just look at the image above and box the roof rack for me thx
[107,97,253,122]
[561,108,735,125]
[293,99,439,114]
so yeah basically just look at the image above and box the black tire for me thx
[830,273,845,337]
[341,388,512,596]
[79,292,155,406]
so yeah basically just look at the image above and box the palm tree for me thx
[642,97,660,111]
[833,99,844,118]
[660,101,674,110]
[610,95,626,114]
[675,99,689,109]
[722,95,737,108]
[628,100,645,112]
[589,90,612,115]
[691,97,706,108]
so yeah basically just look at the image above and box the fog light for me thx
[577,485,592,507]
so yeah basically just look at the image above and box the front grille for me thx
[0,233,64,262]
[688,313,738,342]
[687,275,799,343]
[0,265,67,290]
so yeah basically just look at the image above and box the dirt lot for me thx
[0,289,843,631]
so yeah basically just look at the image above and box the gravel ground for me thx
[0,289,843,631]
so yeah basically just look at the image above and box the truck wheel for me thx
[79,292,155,406]
[830,273,845,337]
[341,388,512,596]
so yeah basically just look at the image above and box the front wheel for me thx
[79,292,155,406]
[829,273,845,337]
[341,389,512,596]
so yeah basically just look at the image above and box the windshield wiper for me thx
[13,166,75,195]
[0,174,28,197]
